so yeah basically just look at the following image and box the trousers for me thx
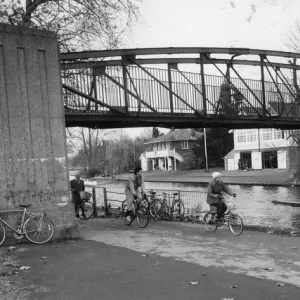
[211,201,227,219]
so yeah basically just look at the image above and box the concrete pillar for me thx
[0,24,70,238]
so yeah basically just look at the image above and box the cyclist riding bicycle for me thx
[125,167,147,220]
[207,172,236,221]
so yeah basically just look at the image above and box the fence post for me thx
[92,187,98,218]
[103,187,109,216]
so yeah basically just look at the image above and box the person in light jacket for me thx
[125,167,146,219]
[207,172,236,220]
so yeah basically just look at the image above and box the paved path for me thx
[12,218,300,299]
[80,219,300,287]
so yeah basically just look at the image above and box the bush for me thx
[181,151,205,170]
[80,167,101,179]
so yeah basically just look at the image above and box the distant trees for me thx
[181,128,234,170]
[0,0,141,51]
[152,127,160,138]
[203,128,234,167]
[69,128,152,177]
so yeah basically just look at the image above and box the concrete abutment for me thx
[0,24,73,241]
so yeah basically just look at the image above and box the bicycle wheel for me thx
[233,102,247,116]
[149,199,157,218]
[229,213,243,235]
[0,222,6,245]
[153,199,163,219]
[213,102,221,114]
[204,212,218,232]
[171,200,185,221]
[136,200,150,228]
[79,201,94,220]
[24,215,54,244]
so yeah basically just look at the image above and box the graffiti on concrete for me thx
[3,189,52,205]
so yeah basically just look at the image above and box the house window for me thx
[181,140,189,149]
[273,129,283,140]
[247,130,257,143]
[262,129,272,141]
[237,131,246,143]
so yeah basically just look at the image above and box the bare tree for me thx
[68,128,109,169]
[0,0,141,51]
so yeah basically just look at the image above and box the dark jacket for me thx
[70,179,85,205]
[207,179,232,204]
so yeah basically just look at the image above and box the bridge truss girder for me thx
[61,47,300,129]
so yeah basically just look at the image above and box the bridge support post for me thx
[122,56,130,114]
[168,63,176,114]
[200,54,208,116]
[0,24,69,239]
[260,55,267,117]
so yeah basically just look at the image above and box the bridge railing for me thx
[62,65,297,118]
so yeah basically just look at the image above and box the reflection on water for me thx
[88,179,300,230]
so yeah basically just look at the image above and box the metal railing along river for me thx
[84,184,209,221]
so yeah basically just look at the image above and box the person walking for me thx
[238,159,242,171]
[70,173,86,218]
[124,167,146,220]
[207,172,236,220]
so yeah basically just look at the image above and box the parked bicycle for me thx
[154,192,185,221]
[0,204,55,245]
[148,190,162,219]
[204,195,243,235]
[121,195,150,228]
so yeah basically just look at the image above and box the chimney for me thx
[191,129,195,137]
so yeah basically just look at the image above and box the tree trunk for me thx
[294,145,300,181]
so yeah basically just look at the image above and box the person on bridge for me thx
[207,172,236,220]
[125,167,147,220]
[70,173,86,219]
[219,79,232,114]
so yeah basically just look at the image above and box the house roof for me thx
[144,129,203,145]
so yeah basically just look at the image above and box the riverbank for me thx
[115,168,296,186]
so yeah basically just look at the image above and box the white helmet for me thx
[212,172,221,179]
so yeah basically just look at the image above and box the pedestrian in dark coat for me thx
[70,173,86,218]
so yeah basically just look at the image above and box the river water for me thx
[86,178,300,231]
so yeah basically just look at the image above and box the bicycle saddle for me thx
[19,204,31,208]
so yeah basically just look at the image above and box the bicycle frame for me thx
[0,208,44,234]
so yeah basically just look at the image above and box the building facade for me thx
[140,129,203,171]
[224,129,298,171]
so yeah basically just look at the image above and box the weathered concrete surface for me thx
[0,24,71,238]
[80,219,300,288]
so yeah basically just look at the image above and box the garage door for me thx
[227,158,235,171]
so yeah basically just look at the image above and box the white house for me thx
[224,129,298,170]
[140,129,203,171]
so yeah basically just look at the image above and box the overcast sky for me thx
[125,0,300,137]
[128,0,300,50]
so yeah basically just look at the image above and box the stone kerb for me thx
[0,24,70,241]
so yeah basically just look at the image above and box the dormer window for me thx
[181,140,189,149]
